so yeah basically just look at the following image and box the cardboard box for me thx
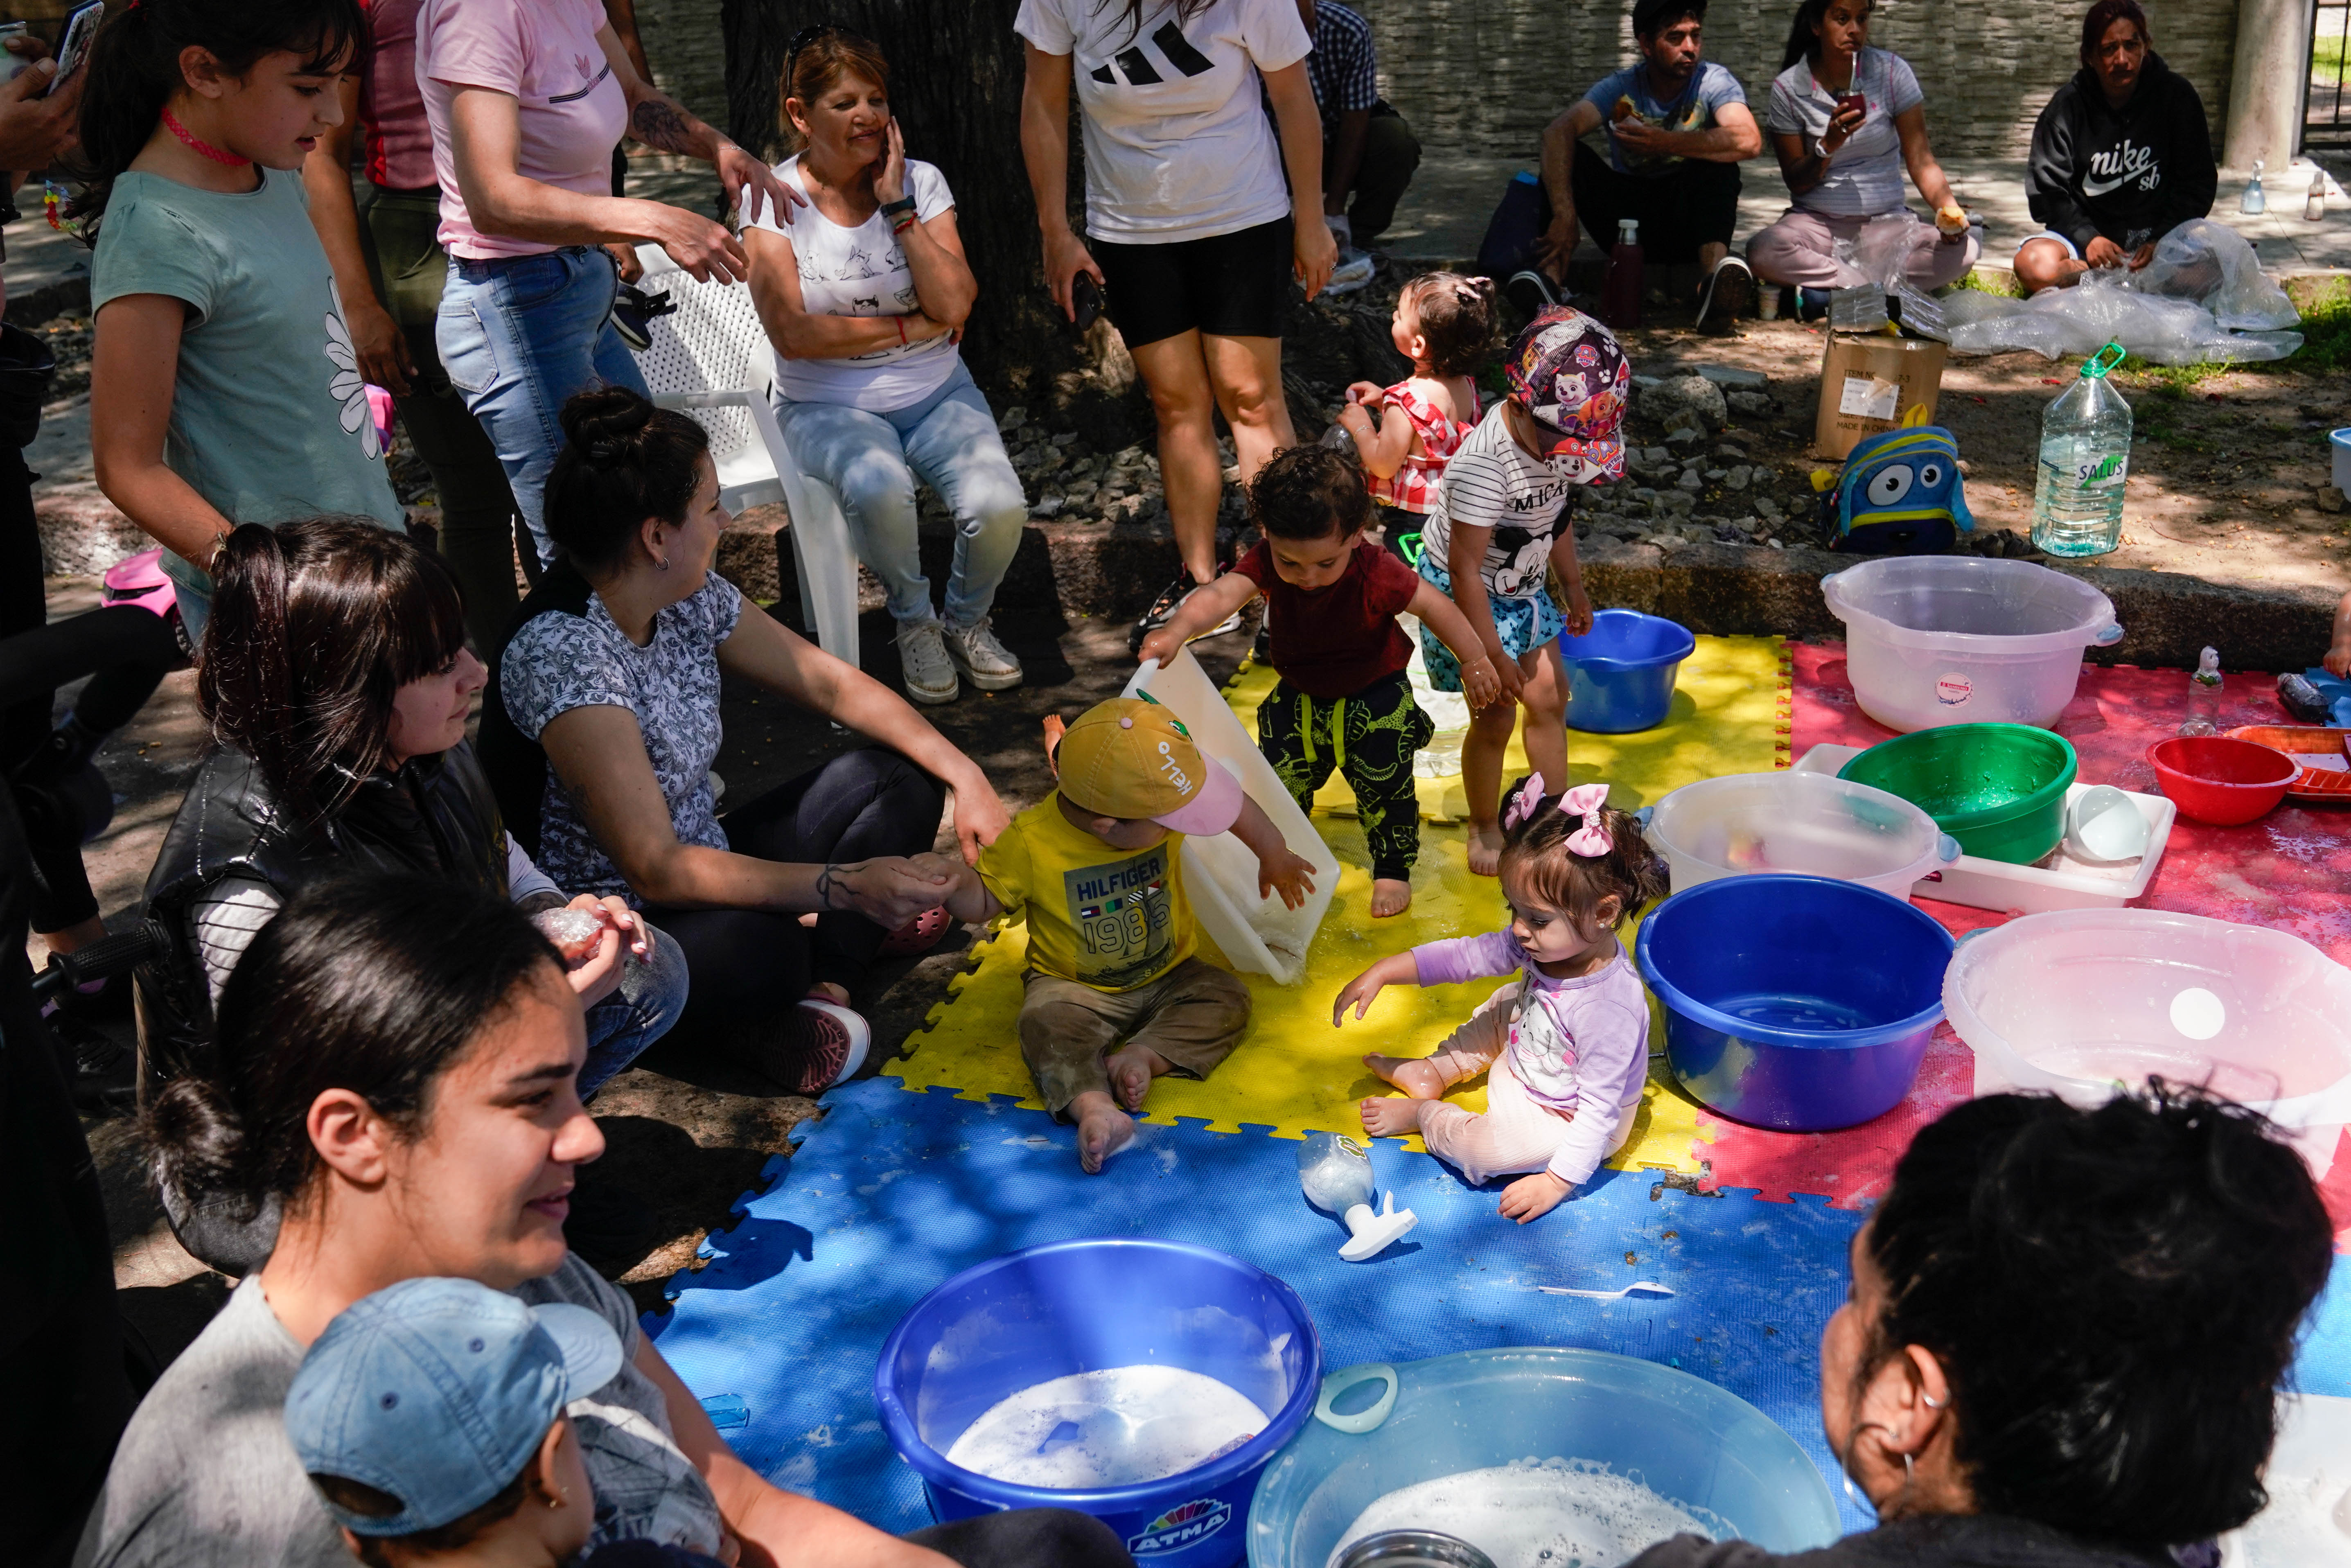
[1813,334,1948,458]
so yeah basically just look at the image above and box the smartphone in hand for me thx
[48,1,103,96]
[1069,272,1103,334]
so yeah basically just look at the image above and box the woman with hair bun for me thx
[1626,1083,2335,1567]
[83,873,1125,1568]
[743,27,1031,707]
[138,516,688,1270]
[483,387,1007,1097]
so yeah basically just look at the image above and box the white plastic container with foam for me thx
[1122,651,1338,985]
[1944,908,2351,1182]
[1821,556,2123,733]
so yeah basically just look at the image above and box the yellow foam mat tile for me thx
[884,637,1790,1174]
[1224,634,1793,819]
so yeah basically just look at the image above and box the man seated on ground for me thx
[1524,0,1762,334]
[2016,0,2216,295]
[1298,0,1421,267]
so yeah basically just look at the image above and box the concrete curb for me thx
[770,520,2333,676]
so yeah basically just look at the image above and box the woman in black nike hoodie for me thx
[2016,0,2216,294]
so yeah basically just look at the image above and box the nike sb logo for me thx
[1089,22,1216,84]
[2082,138,2160,196]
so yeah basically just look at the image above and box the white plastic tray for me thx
[1123,651,1339,984]
[1792,744,2176,913]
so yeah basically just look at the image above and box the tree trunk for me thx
[718,0,1083,408]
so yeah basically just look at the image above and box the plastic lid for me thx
[1619,219,1639,240]
[2080,342,2126,379]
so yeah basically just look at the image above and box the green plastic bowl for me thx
[1837,724,2079,865]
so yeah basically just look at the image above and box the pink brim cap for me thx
[1153,756,1245,837]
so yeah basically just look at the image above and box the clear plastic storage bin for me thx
[1821,557,2122,732]
[1645,771,1956,900]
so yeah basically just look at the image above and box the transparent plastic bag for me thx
[1944,220,2303,365]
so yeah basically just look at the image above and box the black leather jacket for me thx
[135,740,510,1085]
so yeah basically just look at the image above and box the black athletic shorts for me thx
[1091,214,1292,348]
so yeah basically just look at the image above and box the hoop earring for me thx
[1838,1420,1913,1513]
[657,555,671,571]
[1922,1393,1945,1409]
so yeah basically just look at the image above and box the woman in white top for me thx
[743,28,1029,707]
[1018,0,1335,653]
[1745,0,1979,301]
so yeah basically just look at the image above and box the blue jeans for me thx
[437,246,647,567]
[578,922,690,1097]
[772,362,1027,626]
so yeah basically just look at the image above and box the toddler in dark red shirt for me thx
[1139,445,1498,917]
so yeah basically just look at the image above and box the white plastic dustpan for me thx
[1122,652,1339,984]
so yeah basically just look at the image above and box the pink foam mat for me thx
[1694,646,2351,1241]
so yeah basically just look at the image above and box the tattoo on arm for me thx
[631,97,700,155]
[815,861,869,911]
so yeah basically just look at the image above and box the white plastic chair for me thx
[627,244,860,666]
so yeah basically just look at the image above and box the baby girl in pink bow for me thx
[1334,774,1668,1223]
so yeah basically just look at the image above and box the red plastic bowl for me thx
[2147,736,2298,826]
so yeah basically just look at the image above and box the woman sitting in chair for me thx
[482,387,1007,1096]
[742,26,1031,707]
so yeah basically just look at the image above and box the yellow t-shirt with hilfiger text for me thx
[977,790,1196,992]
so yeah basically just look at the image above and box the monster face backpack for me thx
[1814,407,1976,554]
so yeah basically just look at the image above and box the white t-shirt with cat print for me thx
[749,154,959,411]
[1015,0,1311,244]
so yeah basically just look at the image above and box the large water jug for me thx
[2030,342,2132,557]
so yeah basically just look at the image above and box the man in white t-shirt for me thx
[1518,0,1762,335]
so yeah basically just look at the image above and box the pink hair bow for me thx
[1559,783,1613,857]
[1502,772,1550,831]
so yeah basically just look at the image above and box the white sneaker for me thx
[895,618,959,705]
[1326,248,1377,296]
[942,616,1024,691]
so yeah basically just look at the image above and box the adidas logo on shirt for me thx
[1090,22,1216,84]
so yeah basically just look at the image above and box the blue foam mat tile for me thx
[643,1078,2351,1539]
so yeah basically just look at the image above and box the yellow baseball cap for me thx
[1054,697,1244,835]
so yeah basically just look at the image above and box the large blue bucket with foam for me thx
[1559,609,1697,732]
[1636,874,1954,1131]
[876,1239,1320,1568]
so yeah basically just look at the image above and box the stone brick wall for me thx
[650,0,2235,168]
[1361,0,2235,162]
[632,0,733,133]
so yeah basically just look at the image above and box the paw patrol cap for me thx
[1504,305,1631,483]
[1055,696,1244,835]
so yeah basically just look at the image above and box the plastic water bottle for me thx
[1600,219,1643,330]
[2240,159,2266,215]
[2031,342,2132,557]
[2179,647,2221,737]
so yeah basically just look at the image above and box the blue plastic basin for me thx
[1559,609,1697,733]
[876,1239,1321,1568]
[1246,1347,1841,1567]
[1635,874,1955,1131]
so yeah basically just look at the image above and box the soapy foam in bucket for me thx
[1326,1458,1719,1568]
[943,1365,1269,1489]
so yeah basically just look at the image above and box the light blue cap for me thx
[284,1277,624,1536]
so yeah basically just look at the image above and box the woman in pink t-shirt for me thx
[418,0,792,568]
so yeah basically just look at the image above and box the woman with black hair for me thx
[483,387,1006,1096]
[81,0,407,645]
[79,873,1130,1568]
[138,517,689,1270]
[1628,1083,2335,1567]
[1744,0,1978,309]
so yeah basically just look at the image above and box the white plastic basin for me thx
[1944,909,2351,1143]
[1646,771,1956,900]
[1821,556,2123,732]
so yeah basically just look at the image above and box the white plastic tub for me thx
[1945,909,2351,1180]
[1646,771,1956,899]
[1821,556,2123,732]
[1122,650,1338,985]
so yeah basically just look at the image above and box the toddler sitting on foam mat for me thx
[936,697,1318,1171]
